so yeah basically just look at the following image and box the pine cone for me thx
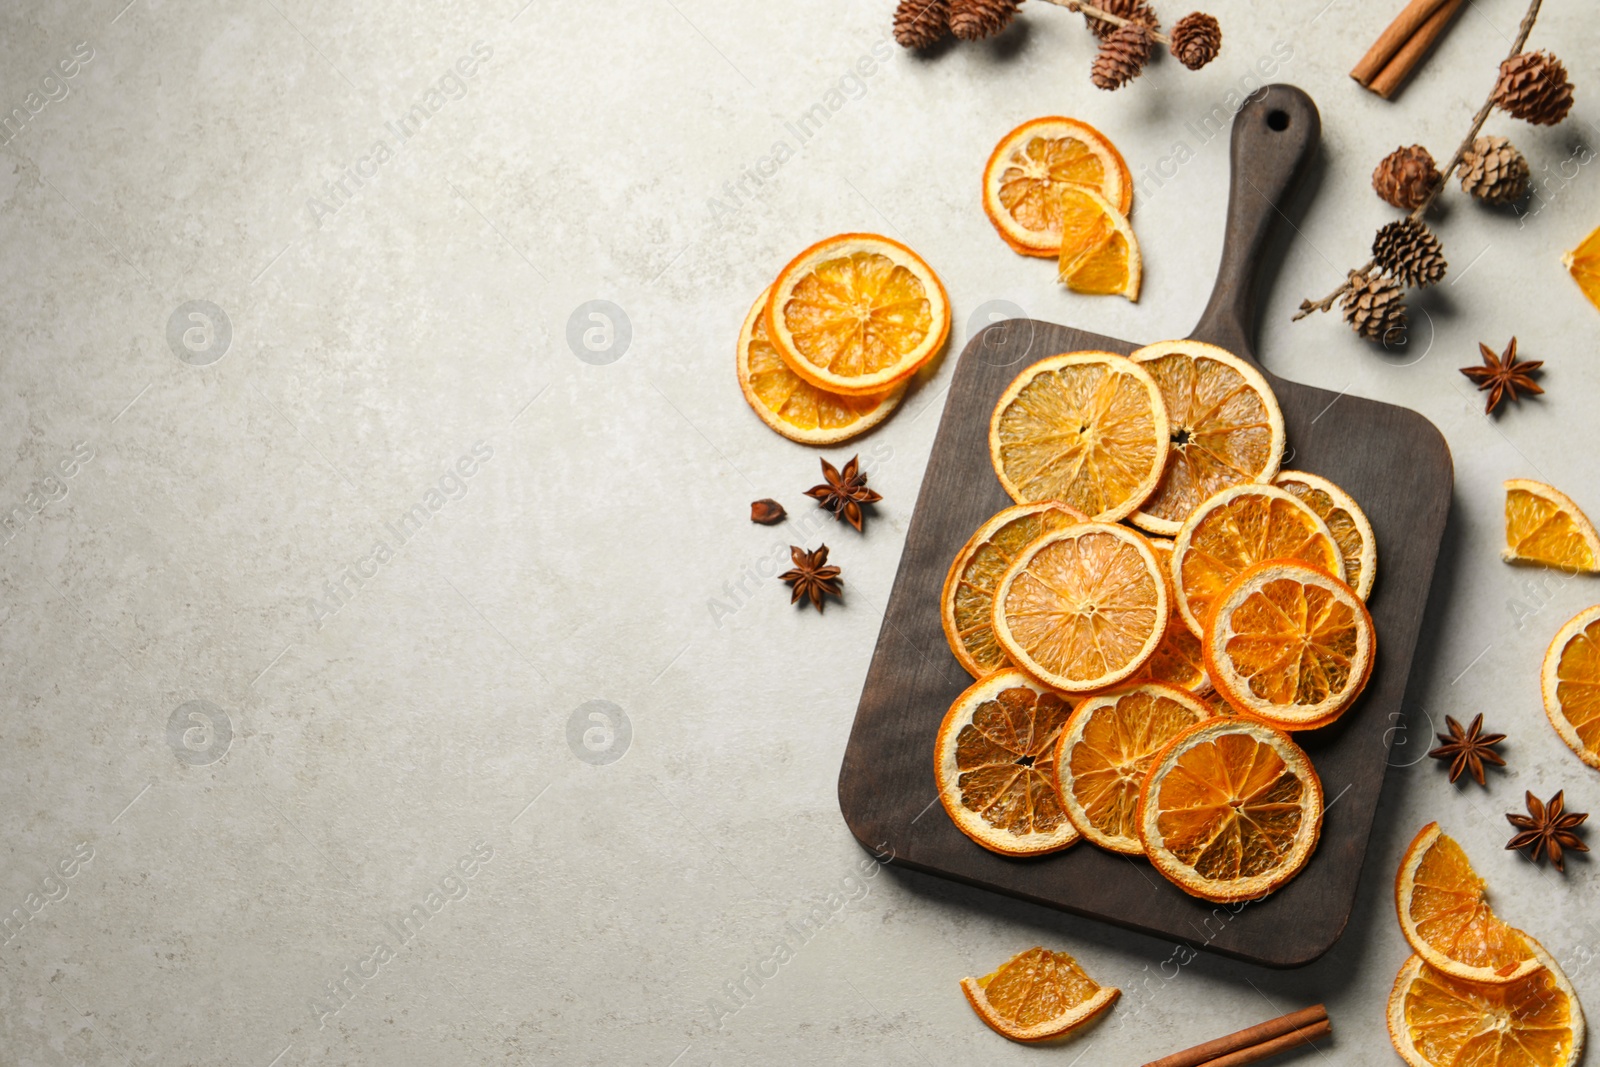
[1091,25,1151,90]
[1169,12,1221,70]
[1372,145,1441,211]
[1459,135,1530,204]
[949,0,1021,40]
[1372,219,1447,288]
[893,0,950,49]
[1082,0,1157,40]
[1494,51,1574,126]
[1342,271,1408,343]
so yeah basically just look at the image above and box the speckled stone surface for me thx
[1,1,1598,1064]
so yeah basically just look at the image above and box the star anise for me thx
[780,544,842,613]
[1427,713,1507,785]
[1506,790,1589,871]
[1460,337,1543,415]
[805,455,882,532]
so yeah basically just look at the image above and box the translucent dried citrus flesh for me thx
[1055,683,1211,853]
[942,502,1086,678]
[1564,223,1600,313]
[1504,479,1600,573]
[736,286,903,445]
[1054,189,1141,302]
[993,524,1167,692]
[935,671,1079,856]
[990,352,1168,521]
[1128,540,1210,692]
[1130,341,1285,535]
[961,946,1119,1044]
[1395,823,1541,985]
[983,117,1132,256]
[1276,470,1377,599]
[1543,605,1600,770]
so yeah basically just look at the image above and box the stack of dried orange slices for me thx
[1388,822,1585,1067]
[736,234,950,444]
[935,340,1382,902]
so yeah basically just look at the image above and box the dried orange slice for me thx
[1053,683,1212,854]
[1172,483,1345,637]
[1127,341,1285,535]
[1275,470,1378,599]
[1055,189,1141,302]
[765,233,950,396]
[1395,822,1542,985]
[993,523,1168,693]
[961,946,1119,1044]
[1138,718,1324,902]
[1203,560,1375,730]
[736,286,904,444]
[989,352,1168,520]
[1387,945,1584,1067]
[1128,539,1210,693]
[982,117,1132,257]
[941,502,1088,678]
[1542,605,1600,771]
[1504,479,1600,573]
[1564,223,1600,313]
[934,670,1079,856]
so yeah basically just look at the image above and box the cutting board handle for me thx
[1190,84,1321,367]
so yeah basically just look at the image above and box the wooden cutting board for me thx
[837,85,1453,967]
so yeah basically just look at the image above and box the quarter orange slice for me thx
[1202,560,1375,730]
[934,670,1079,856]
[1276,470,1378,599]
[941,502,1088,678]
[1055,189,1141,302]
[1542,604,1600,771]
[1387,945,1584,1067]
[1564,223,1600,313]
[765,233,950,396]
[982,117,1132,257]
[1053,683,1212,853]
[1395,822,1542,985]
[1128,539,1211,693]
[736,286,904,444]
[992,523,1168,693]
[989,352,1169,521]
[1504,479,1600,573]
[1128,341,1285,535]
[1171,483,1345,638]
[961,946,1119,1044]
[1138,718,1324,902]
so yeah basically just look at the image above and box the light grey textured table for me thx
[1,1,1597,1064]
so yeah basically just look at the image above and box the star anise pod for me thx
[805,455,882,532]
[1506,790,1589,871]
[1460,337,1543,415]
[780,544,842,613]
[1427,714,1506,785]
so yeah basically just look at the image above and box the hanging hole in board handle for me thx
[1267,109,1291,131]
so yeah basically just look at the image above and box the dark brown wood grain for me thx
[836,86,1453,967]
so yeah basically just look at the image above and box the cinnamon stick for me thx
[1369,0,1466,98]
[1351,0,1451,86]
[1141,1004,1329,1067]
[1198,1019,1333,1067]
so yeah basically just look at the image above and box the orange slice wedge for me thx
[1202,560,1375,730]
[1387,945,1584,1067]
[989,352,1169,521]
[982,117,1132,257]
[1564,223,1600,313]
[1055,189,1141,301]
[736,286,904,444]
[993,523,1168,692]
[1172,483,1345,637]
[1275,470,1378,600]
[1128,539,1211,693]
[941,501,1088,678]
[961,946,1119,1043]
[766,233,950,396]
[1395,822,1543,985]
[1504,479,1600,573]
[1054,682,1212,854]
[1542,604,1600,771]
[1129,341,1285,536]
[934,670,1080,856]
[1138,718,1324,902]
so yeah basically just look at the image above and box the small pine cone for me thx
[1372,219,1447,288]
[1372,145,1441,211]
[1459,135,1530,204]
[1091,25,1151,91]
[1493,51,1574,126]
[1169,12,1221,70]
[1082,0,1157,40]
[1342,271,1408,343]
[893,0,950,49]
[949,0,1021,40]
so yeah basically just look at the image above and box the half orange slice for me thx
[1504,479,1600,573]
[961,946,1120,1043]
